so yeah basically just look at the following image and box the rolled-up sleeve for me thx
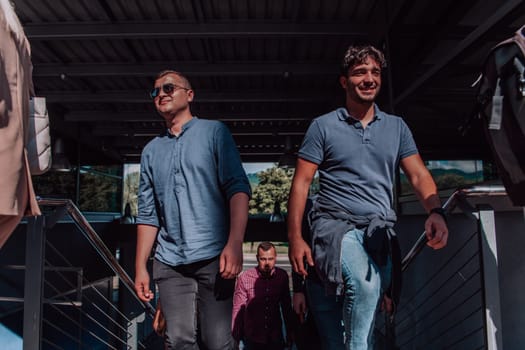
[215,123,251,200]
[136,150,159,227]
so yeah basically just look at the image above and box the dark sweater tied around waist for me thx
[308,197,402,304]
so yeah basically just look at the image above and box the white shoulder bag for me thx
[27,97,51,175]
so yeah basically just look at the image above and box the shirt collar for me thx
[165,116,198,137]
[336,105,383,124]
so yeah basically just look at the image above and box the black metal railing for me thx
[401,185,507,271]
[8,185,509,349]
[392,185,507,350]
[20,198,156,350]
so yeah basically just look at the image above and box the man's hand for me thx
[380,293,393,315]
[288,237,314,276]
[220,240,243,279]
[424,213,448,249]
[293,292,308,323]
[134,268,154,302]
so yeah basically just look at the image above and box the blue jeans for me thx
[153,257,235,350]
[307,229,391,350]
[306,279,345,350]
[341,229,391,350]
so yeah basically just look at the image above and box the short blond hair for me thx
[155,70,192,90]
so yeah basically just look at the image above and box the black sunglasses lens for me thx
[150,84,178,98]
[162,84,175,94]
[150,87,160,98]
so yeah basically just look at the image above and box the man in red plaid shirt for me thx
[232,242,295,350]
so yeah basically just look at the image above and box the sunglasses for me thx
[150,83,189,99]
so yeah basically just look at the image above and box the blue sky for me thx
[242,162,275,175]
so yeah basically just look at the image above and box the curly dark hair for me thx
[340,45,387,76]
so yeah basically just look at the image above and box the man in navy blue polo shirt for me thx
[134,70,251,350]
[287,45,449,349]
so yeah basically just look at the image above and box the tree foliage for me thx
[32,166,122,212]
[123,171,140,216]
[249,166,294,215]
[79,167,122,212]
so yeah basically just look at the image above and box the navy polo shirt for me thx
[137,117,251,266]
[298,106,418,216]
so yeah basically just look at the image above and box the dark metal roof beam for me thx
[23,22,494,41]
[52,122,123,163]
[64,111,313,122]
[42,90,336,103]
[368,0,410,45]
[92,127,306,137]
[24,22,368,39]
[33,62,337,77]
[394,0,523,105]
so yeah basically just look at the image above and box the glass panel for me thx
[32,171,76,201]
[400,160,485,195]
[78,166,122,212]
[122,164,140,216]
[32,165,122,212]
[121,162,319,218]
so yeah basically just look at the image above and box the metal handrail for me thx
[37,198,156,316]
[401,185,507,271]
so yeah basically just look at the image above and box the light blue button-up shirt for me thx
[137,117,251,266]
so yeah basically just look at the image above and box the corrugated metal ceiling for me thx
[10,0,525,164]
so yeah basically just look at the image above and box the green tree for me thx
[79,166,122,212]
[434,173,467,190]
[249,167,293,215]
[123,171,140,215]
[32,172,76,200]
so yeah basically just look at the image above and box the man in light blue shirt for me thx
[134,70,251,350]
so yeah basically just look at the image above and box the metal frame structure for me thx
[15,186,511,349]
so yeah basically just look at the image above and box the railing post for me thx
[477,204,503,350]
[23,216,46,350]
[127,312,145,350]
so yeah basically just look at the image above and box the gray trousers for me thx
[153,257,235,350]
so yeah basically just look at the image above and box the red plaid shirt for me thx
[232,266,293,344]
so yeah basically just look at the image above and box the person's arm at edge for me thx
[280,272,295,346]
[134,224,158,302]
[400,154,449,249]
[291,270,307,323]
[287,158,317,275]
[220,191,249,279]
[231,274,247,343]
